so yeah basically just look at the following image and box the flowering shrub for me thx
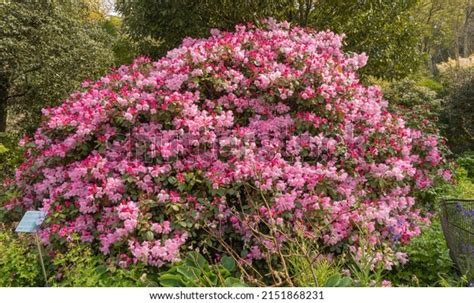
[6,20,450,274]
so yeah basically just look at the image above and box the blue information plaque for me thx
[15,211,47,233]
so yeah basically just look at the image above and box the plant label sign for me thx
[15,210,46,233]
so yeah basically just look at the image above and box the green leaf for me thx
[324,274,341,287]
[0,144,8,154]
[95,265,108,276]
[176,265,201,281]
[336,277,352,287]
[220,255,236,272]
[144,231,154,241]
[205,271,218,286]
[186,252,209,270]
[159,274,185,287]
[224,277,246,287]
[167,176,177,184]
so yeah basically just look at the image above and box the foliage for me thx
[379,78,442,133]
[0,228,159,287]
[450,168,474,199]
[6,21,450,285]
[456,153,474,179]
[415,76,444,94]
[0,227,42,286]
[438,63,474,90]
[416,0,473,65]
[440,72,474,155]
[117,0,422,80]
[283,223,354,287]
[437,55,474,74]
[48,240,157,287]
[0,132,23,182]
[0,1,115,132]
[321,273,353,287]
[287,253,352,287]
[102,16,138,66]
[385,219,467,286]
[158,252,245,287]
[0,133,23,214]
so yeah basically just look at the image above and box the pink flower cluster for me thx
[8,20,449,267]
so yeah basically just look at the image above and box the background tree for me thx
[416,0,473,72]
[462,0,473,57]
[0,1,115,133]
[102,15,139,66]
[116,0,422,80]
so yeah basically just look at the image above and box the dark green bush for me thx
[0,133,24,223]
[440,73,474,155]
[380,78,442,134]
[0,132,23,182]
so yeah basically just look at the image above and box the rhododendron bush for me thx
[6,20,450,274]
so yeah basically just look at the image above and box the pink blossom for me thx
[7,20,450,269]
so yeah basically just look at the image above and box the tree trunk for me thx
[454,13,461,66]
[454,35,460,66]
[0,74,9,132]
[462,0,473,57]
